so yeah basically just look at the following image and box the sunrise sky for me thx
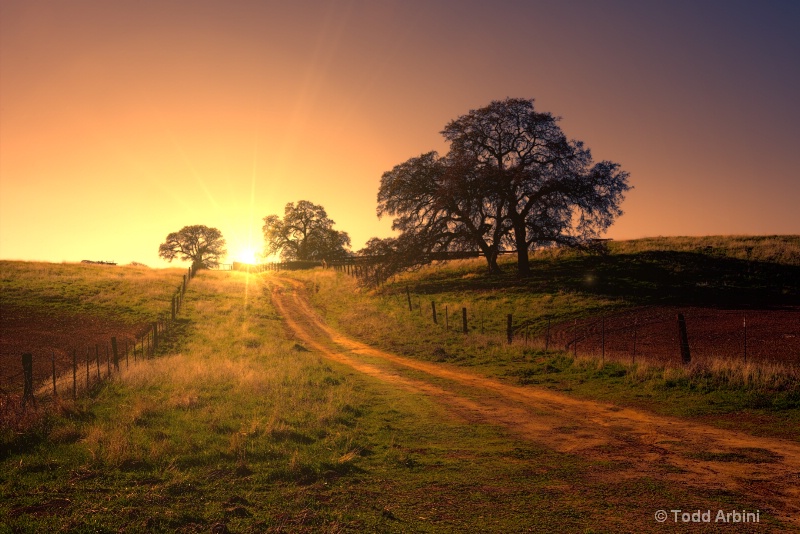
[1,0,798,267]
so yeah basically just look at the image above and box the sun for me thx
[235,247,259,264]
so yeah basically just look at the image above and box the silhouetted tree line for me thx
[158,99,629,280]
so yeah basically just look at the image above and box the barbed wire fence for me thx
[324,262,800,370]
[1,263,200,426]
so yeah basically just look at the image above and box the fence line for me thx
[368,283,800,370]
[2,263,201,421]
[327,260,798,369]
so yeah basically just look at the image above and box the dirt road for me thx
[270,277,800,528]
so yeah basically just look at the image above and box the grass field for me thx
[0,261,189,391]
[296,236,800,440]
[0,261,188,324]
[6,270,774,532]
[1,237,798,531]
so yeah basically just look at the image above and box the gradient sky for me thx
[1,0,798,267]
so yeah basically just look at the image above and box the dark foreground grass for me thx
[0,270,785,532]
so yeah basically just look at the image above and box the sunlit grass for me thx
[606,234,800,265]
[292,240,800,439]
[1,270,376,530]
[0,260,187,324]
[2,265,790,531]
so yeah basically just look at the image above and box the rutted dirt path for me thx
[270,277,800,527]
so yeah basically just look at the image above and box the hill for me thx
[0,261,188,388]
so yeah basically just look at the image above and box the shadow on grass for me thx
[267,460,366,486]
[405,251,800,308]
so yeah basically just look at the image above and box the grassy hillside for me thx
[294,236,800,438]
[1,261,192,392]
[3,270,768,532]
[1,242,797,531]
[311,235,799,352]
[385,234,800,309]
[0,261,188,325]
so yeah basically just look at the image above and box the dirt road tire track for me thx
[270,277,800,527]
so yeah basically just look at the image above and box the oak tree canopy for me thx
[262,200,351,261]
[158,225,227,269]
[374,97,631,278]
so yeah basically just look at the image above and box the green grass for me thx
[0,260,188,325]
[3,237,799,531]
[2,268,785,532]
[294,236,800,440]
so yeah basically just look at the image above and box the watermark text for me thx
[655,509,760,524]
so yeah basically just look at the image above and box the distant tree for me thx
[158,225,227,269]
[262,200,351,261]
[377,98,631,278]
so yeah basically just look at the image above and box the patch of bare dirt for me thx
[550,306,800,366]
[271,276,800,528]
[0,305,145,390]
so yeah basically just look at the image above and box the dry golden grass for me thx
[66,270,364,472]
[607,235,800,265]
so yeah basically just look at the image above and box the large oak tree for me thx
[158,225,227,269]
[377,151,509,274]
[376,98,631,277]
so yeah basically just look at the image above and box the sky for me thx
[1,0,798,267]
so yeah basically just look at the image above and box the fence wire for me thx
[1,264,199,425]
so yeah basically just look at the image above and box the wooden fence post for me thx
[743,315,748,364]
[545,318,551,351]
[106,344,111,377]
[171,296,176,322]
[507,314,513,344]
[677,313,691,364]
[152,322,159,355]
[22,353,35,408]
[601,315,606,364]
[406,286,412,312]
[95,345,101,379]
[52,351,57,397]
[431,301,437,324]
[462,307,468,334]
[573,319,578,356]
[73,349,77,400]
[112,337,119,372]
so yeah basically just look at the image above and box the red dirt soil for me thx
[549,306,800,367]
[0,306,146,391]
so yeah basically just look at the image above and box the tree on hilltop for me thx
[376,97,631,278]
[262,200,351,261]
[158,225,227,269]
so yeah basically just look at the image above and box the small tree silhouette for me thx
[262,200,350,261]
[158,225,227,269]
